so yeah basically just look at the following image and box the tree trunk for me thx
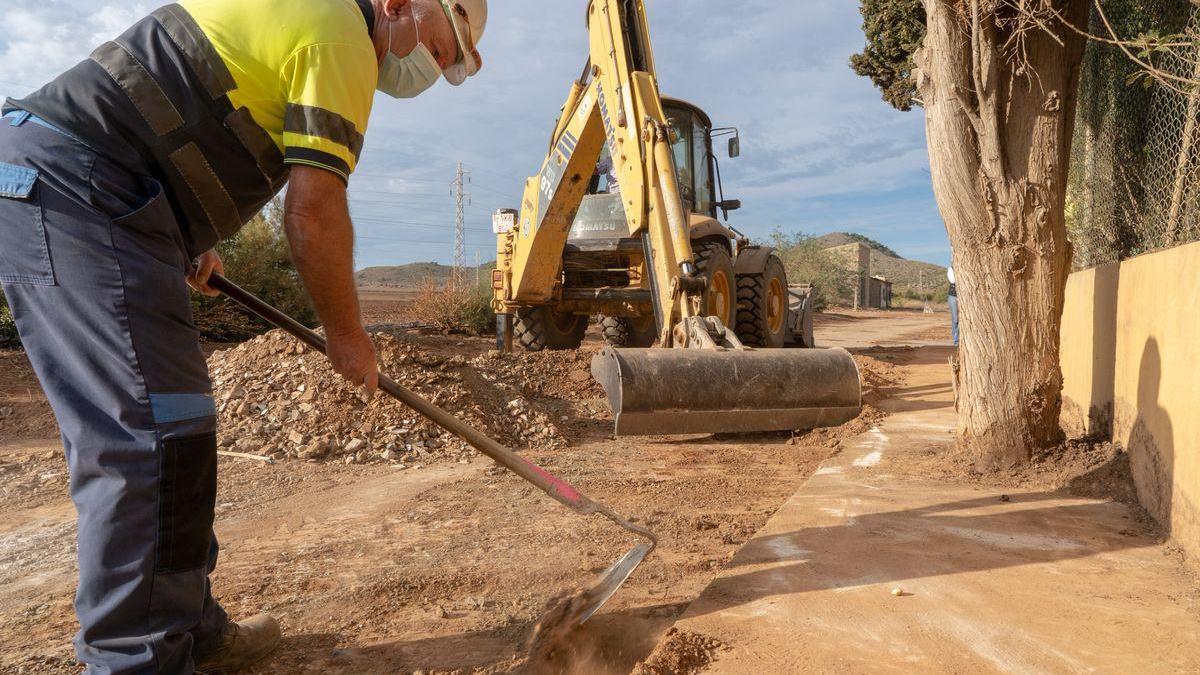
[915,0,1090,470]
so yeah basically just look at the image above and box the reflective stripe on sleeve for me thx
[284,104,364,161]
[90,41,185,137]
[283,147,350,183]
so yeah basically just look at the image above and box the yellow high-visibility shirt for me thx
[179,0,377,182]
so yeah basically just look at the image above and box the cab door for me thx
[664,104,717,218]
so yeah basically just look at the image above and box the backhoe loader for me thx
[491,0,862,436]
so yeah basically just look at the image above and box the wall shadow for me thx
[1127,338,1175,537]
[1087,261,1120,437]
[883,382,954,397]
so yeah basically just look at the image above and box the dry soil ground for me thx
[0,300,946,674]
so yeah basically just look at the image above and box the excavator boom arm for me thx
[490,1,864,438]
[495,0,699,339]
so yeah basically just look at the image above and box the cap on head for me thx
[439,0,486,85]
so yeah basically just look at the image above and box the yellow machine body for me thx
[492,0,862,436]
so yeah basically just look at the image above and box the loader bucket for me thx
[591,347,862,436]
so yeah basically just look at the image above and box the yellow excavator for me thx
[491,0,862,436]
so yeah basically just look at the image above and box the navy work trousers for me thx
[0,113,227,673]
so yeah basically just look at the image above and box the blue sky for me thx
[0,0,949,268]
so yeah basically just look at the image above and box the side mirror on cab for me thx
[728,136,741,159]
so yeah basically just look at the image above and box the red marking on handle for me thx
[521,457,583,505]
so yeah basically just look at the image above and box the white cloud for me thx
[0,0,949,267]
[0,3,150,97]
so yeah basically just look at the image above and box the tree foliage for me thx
[192,199,318,342]
[770,231,859,310]
[0,292,18,349]
[850,0,927,112]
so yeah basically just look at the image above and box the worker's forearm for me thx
[284,197,363,338]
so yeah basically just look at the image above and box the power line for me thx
[466,183,519,200]
[469,165,527,185]
[348,197,492,214]
[350,213,491,231]
[353,224,490,236]
[350,172,450,183]
[348,193,456,205]
[355,236,491,247]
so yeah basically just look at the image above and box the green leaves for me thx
[850,0,927,112]
[192,199,319,342]
[0,292,18,349]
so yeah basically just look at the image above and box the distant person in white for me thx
[948,266,959,347]
[596,156,621,195]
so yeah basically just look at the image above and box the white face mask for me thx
[377,4,442,99]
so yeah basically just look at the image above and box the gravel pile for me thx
[209,329,585,466]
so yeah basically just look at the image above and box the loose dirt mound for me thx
[209,329,602,465]
[632,628,728,675]
[914,436,1140,503]
[851,350,904,405]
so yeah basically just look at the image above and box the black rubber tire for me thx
[692,239,736,327]
[514,307,588,351]
[736,254,790,348]
[600,315,657,348]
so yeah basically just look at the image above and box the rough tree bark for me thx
[914,0,1090,470]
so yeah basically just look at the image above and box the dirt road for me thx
[0,304,943,674]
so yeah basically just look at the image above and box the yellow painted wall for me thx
[1059,262,1119,438]
[1061,242,1200,559]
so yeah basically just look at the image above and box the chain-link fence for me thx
[1068,0,1200,269]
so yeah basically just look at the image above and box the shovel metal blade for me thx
[575,542,654,625]
[591,346,863,436]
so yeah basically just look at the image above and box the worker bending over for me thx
[0,0,485,671]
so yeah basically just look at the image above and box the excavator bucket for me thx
[591,347,862,436]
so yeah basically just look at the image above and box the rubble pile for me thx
[469,346,603,401]
[209,329,579,465]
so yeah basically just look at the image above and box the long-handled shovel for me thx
[209,273,656,627]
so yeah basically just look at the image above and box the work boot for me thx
[194,613,281,673]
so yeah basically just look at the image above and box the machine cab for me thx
[662,97,740,221]
[570,98,740,242]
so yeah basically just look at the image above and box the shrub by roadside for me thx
[409,277,496,334]
[192,200,318,341]
[771,231,858,310]
[0,292,18,348]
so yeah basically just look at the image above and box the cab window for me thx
[667,111,695,211]
[692,120,713,215]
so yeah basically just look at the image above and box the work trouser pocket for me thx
[0,161,54,286]
[156,433,218,573]
[111,178,189,272]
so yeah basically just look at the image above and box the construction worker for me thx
[0,0,485,672]
[948,265,959,346]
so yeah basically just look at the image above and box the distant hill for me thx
[814,232,902,259]
[356,262,496,288]
[818,232,949,298]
